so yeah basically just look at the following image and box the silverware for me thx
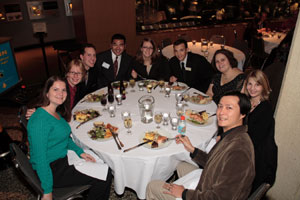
[162,135,185,143]
[153,84,159,90]
[111,131,122,150]
[123,140,152,153]
[181,87,191,94]
[208,113,216,118]
[110,129,124,147]
[193,92,210,98]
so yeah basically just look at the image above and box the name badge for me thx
[102,62,110,69]
[185,67,192,71]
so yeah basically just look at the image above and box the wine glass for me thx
[101,96,107,111]
[175,93,183,102]
[209,40,214,48]
[192,40,197,45]
[162,112,169,126]
[108,105,116,117]
[170,116,179,130]
[146,84,153,93]
[124,116,132,134]
[154,111,163,129]
[158,79,165,93]
[115,94,122,105]
[129,79,136,92]
[165,86,171,97]
[138,82,144,91]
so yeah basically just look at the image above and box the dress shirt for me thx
[111,50,122,75]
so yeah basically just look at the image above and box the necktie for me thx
[114,56,118,78]
[181,62,186,81]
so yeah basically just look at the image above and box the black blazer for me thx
[77,66,99,97]
[96,50,132,88]
[168,52,214,93]
[131,55,170,81]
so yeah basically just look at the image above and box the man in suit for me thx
[79,43,99,95]
[169,39,214,93]
[96,34,132,88]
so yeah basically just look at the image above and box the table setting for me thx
[70,80,218,199]
[261,30,286,54]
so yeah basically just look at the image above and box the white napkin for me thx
[67,150,109,181]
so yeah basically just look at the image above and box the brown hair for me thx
[135,38,159,64]
[244,69,272,101]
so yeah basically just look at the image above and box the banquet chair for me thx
[10,143,91,200]
[209,35,226,45]
[248,183,271,200]
[232,39,252,71]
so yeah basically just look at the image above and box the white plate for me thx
[171,82,188,92]
[186,115,214,127]
[87,123,118,142]
[188,95,212,105]
[139,130,172,150]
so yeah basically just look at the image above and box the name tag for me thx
[185,67,192,71]
[102,62,110,69]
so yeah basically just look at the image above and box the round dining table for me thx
[161,41,246,71]
[70,83,218,199]
[262,32,286,54]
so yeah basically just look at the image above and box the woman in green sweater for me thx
[27,76,112,200]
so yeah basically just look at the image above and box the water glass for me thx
[158,80,165,93]
[170,117,179,130]
[176,102,185,117]
[138,82,144,91]
[175,93,183,102]
[162,112,170,126]
[101,96,107,111]
[121,111,130,120]
[165,86,171,97]
[108,105,116,117]
[124,117,132,134]
[115,94,122,105]
[154,111,163,129]
[129,79,136,92]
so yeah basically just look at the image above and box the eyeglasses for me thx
[142,46,153,50]
[69,71,83,76]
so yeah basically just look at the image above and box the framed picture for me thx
[26,1,44,20]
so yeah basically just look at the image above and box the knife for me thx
[109,128,124,147]
[123,140,152,153]
[111,131,122,150]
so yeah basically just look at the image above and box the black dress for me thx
[212,73,245,103]
[247,101,278,193]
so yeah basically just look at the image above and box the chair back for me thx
[233,39,251,70]
[248,183,271,200]
[18,105,28,130]
[210,35,225,45]
[10,143,44,196]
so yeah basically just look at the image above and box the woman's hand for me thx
[26,108,36,120]
[169,76,177,83]
[42,193,52,200]
[131,70,137,79]
[163,183,185,198]
[176,135,195,153]
[80,153,96,162]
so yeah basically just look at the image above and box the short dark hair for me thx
[80,43,96,55]
[173,39,188,48]
[111,33,126,44]
[221,91,251,116]
[211,49,238,70]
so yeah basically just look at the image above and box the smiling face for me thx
[246,77,263,100]
[215,53,232,73]
[217,95,244,132]
[111,39,125,56]
[46,80,67,107]
[80,47,96,70]
[141,41,154,59]
[174,43,188,61]
[66,65,84,87]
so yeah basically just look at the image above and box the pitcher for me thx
[138,95,155,123]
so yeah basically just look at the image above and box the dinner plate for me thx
[138,79,158,86]
[188,94,212,105]
[186,115,214,127]
[87,122,118,142]
[73,109,101,123]
[171,82,188,92]
[139,129,172,150]
[83,93,105,103]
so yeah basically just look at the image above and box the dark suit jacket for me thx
[77,66,99,97]
[168,52,214,93]
[131,55,170,81]
[96,50,132,88]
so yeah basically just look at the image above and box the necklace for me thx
[250,99,261,111]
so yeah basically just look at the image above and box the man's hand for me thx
[80,153,96,162]
[163,183,185,198]
[176,135,195,153]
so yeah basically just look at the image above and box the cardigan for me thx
[27,108,84,194]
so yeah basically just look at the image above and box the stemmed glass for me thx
[162,112,170,126]
[100,96,107,111]
[115,94,122,105]
[108,105,116,117]
[138,82,144,91]
[158,79,165,93]
[129,79,136,92]
[154,111,163,129]
[170,116,179,130]
[176,102,185,117]
[121,111,132,134]
[146,83,153,93]
[165,86,171,97]
[209,40,214,48]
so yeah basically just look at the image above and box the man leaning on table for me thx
[146,91,255,200]
[168,39,214,93]
[96,33,133,88]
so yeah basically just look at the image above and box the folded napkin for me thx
[67,149,109,181]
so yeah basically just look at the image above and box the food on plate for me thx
[87,122,118,140]
[143,131,167,148]
[112,81,128,89]
[189,93,212,104]
[171,85,187,91]
[142,80,157,87]
[85,93,105,102]
[73,109,100,123]
[185,109,209,125]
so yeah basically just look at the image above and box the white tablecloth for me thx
[161,42,246,71]
[71,84,217,199]
[262,32,286,54]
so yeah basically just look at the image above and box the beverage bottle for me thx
[120,80,126,100]
[108,82,114,103]
[178,115,186,135]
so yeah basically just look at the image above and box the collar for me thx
[181,53,188,66]
[111,50,122,62]
[219,125,247,141]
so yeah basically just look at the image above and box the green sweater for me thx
[27,108,84,194]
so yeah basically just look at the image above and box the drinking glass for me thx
[108,105,116,117]
[121,111,130,120]
[124,116,132,134]
[176,102,185,117]
[158,79,165,93]
[192,40,197,45]
[100,96,107,111]
[154,111,163,129]
[209,41,214,48]
[138,82,144,91]
[175,93,183,102]
[165,86,171,97]
[129,79,136,92]
[277,34,282,39]
[162,112,170,126]
[170,117,179,130]
[146,84,153,93]
[115,94,122,105]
